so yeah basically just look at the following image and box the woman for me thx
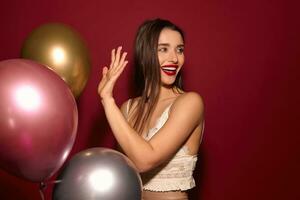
[98,18,204,200]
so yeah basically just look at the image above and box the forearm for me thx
[101,97,155,171]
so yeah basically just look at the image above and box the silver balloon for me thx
[52,148,142,200]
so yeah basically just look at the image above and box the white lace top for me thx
[126,101,199,192]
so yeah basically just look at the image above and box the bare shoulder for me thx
[170,92,204,122]
[174,92,204,109]
[120,99,130,111]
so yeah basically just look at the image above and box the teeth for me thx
[162,67,176,71]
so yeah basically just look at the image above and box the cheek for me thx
[179,55,185,65]
[158,54,167,65]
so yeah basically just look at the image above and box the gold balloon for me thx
[21,23,91,98]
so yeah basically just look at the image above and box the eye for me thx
[158,47,168,52]
[177,47,184,54]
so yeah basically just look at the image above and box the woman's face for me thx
[157,28,184,86]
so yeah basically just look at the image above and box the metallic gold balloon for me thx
[21,23,90,98]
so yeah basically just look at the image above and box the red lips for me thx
[161,64,178,76]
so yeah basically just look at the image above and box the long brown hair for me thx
[130,18,184,133]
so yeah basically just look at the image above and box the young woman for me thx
[98,18,204,200]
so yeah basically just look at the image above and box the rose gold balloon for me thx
[0,59,78,182]
[21,23,90,98]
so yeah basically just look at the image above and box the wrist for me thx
[101,96,115,106]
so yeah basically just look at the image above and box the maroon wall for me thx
[0,0,299,199]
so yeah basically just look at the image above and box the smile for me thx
[161,65,178,76]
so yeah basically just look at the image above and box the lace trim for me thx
[143,178,196,192]
[142,154,197,191]
[143,156,197,175]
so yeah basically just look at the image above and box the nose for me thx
[168,50,178,63]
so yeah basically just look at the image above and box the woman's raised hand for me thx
[98,46,128,100]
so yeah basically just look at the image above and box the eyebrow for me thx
[158,43,185,47]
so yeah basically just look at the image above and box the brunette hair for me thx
[130,18,184,133]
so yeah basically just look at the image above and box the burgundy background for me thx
[0,0,299,199]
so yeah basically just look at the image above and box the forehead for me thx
[158,28,184,45]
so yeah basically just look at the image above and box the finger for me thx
[98,66,108,92]
[100,67,108,85]
[119,52,127,67]
[102,66,108,76]
[122,60,128,70]
[110,49,116,69]
[113,46,122,68]
[115,60,128,78]
[115,52,127,71]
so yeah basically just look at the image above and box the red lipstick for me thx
[161,65,178,76]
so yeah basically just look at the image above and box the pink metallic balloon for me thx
[0,59,78,182]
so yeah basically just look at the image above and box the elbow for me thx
[134,159,157,173]
[128,148,161,173]
[136,165,150,173]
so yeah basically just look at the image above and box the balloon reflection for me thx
[62,150,70,161]
[89,169,114,192]
[52,46,66,65]
[8,118,15,129]
[14,85,41,112]
[85,152,92,156]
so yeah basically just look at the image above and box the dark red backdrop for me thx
[0,0,299,199]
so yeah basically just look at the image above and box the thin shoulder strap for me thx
[166,99,177,115]
[199,120,205,144]
[126,99,132,118]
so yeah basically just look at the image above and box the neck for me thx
[158,85,178,102]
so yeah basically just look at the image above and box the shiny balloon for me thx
[21,23,90,98]
[0,59,78,182]
[53,148,142,200]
